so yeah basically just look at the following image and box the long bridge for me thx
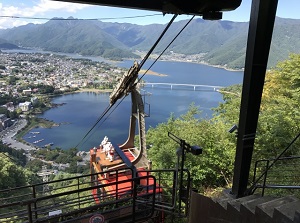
[141,82,224,91]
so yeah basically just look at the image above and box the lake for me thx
[22,58,243,151]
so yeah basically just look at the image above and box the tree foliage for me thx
[0,94,27,105]
[255,54,300,159]
[0,142,26,165]
[213,54,300,170]
[25,159,46,173]
[0,153,39,190]
[147,104,235,192]
[34,147,79,165]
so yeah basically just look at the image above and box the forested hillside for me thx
[0,17,139,60]
[0,17,300,69]
[146,54,300,193]
[0,144,39,190]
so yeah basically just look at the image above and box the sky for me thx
[0,0,300,29]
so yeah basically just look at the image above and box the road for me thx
[1,119,85,169]
[0,119,37,152]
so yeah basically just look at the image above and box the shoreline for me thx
[196,61,243,72]
[152,58,243,72]
[138,51,244,72]
[4,48,243,72]
[139,69,167,76]
[75,88,112,93]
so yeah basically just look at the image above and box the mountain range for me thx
[0,17,300,69]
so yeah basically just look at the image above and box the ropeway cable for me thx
[138,15,195,82]
[75,15,195,149]
[139,14,178,68]
[0,14,163,21]
[74,15,178,149]
[96,16,196,133]
[80,96,127,147]
[74,104,112,149]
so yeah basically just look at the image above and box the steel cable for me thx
[75,15,195,149]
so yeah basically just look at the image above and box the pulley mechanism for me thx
[110,61,140,105]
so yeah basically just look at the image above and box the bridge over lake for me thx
[141,82,224,91]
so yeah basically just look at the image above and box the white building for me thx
[19,101,32,112]
[22,88,32,95]
[31,97,39,105]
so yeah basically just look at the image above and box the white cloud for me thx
[0,0,91,29]
[32,0,91,15]
[0,18,28,29]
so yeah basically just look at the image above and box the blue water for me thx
[23,59,243,151]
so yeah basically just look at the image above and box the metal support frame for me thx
[53,0,241,17]
[231,0,278,198]
[168,132,202,214]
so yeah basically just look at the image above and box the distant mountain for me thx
[204,17,300,69]
[0,17,300,69]
[0,17,139,60]
[0,38,19,49]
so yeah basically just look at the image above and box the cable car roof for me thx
[53,0,242,19]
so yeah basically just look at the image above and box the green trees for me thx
[0,155,25,189]
[0,143,26,165]
[25,159,46,173]
[0,143,41,190]
[0,153,39,190]
[35,84,55,94]
[7,76,18,85]
[254,54,300,160]
[147,104,236,192]
[34,147,79,164]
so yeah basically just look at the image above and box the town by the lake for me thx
[0,50,129,172]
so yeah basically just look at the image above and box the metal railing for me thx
[0,168,191,222]
[137,168,191,217]
[251,156,300,196]
[248,132,300,196]
[0,168,156,223]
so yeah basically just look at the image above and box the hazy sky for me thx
[0,0,299,29]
